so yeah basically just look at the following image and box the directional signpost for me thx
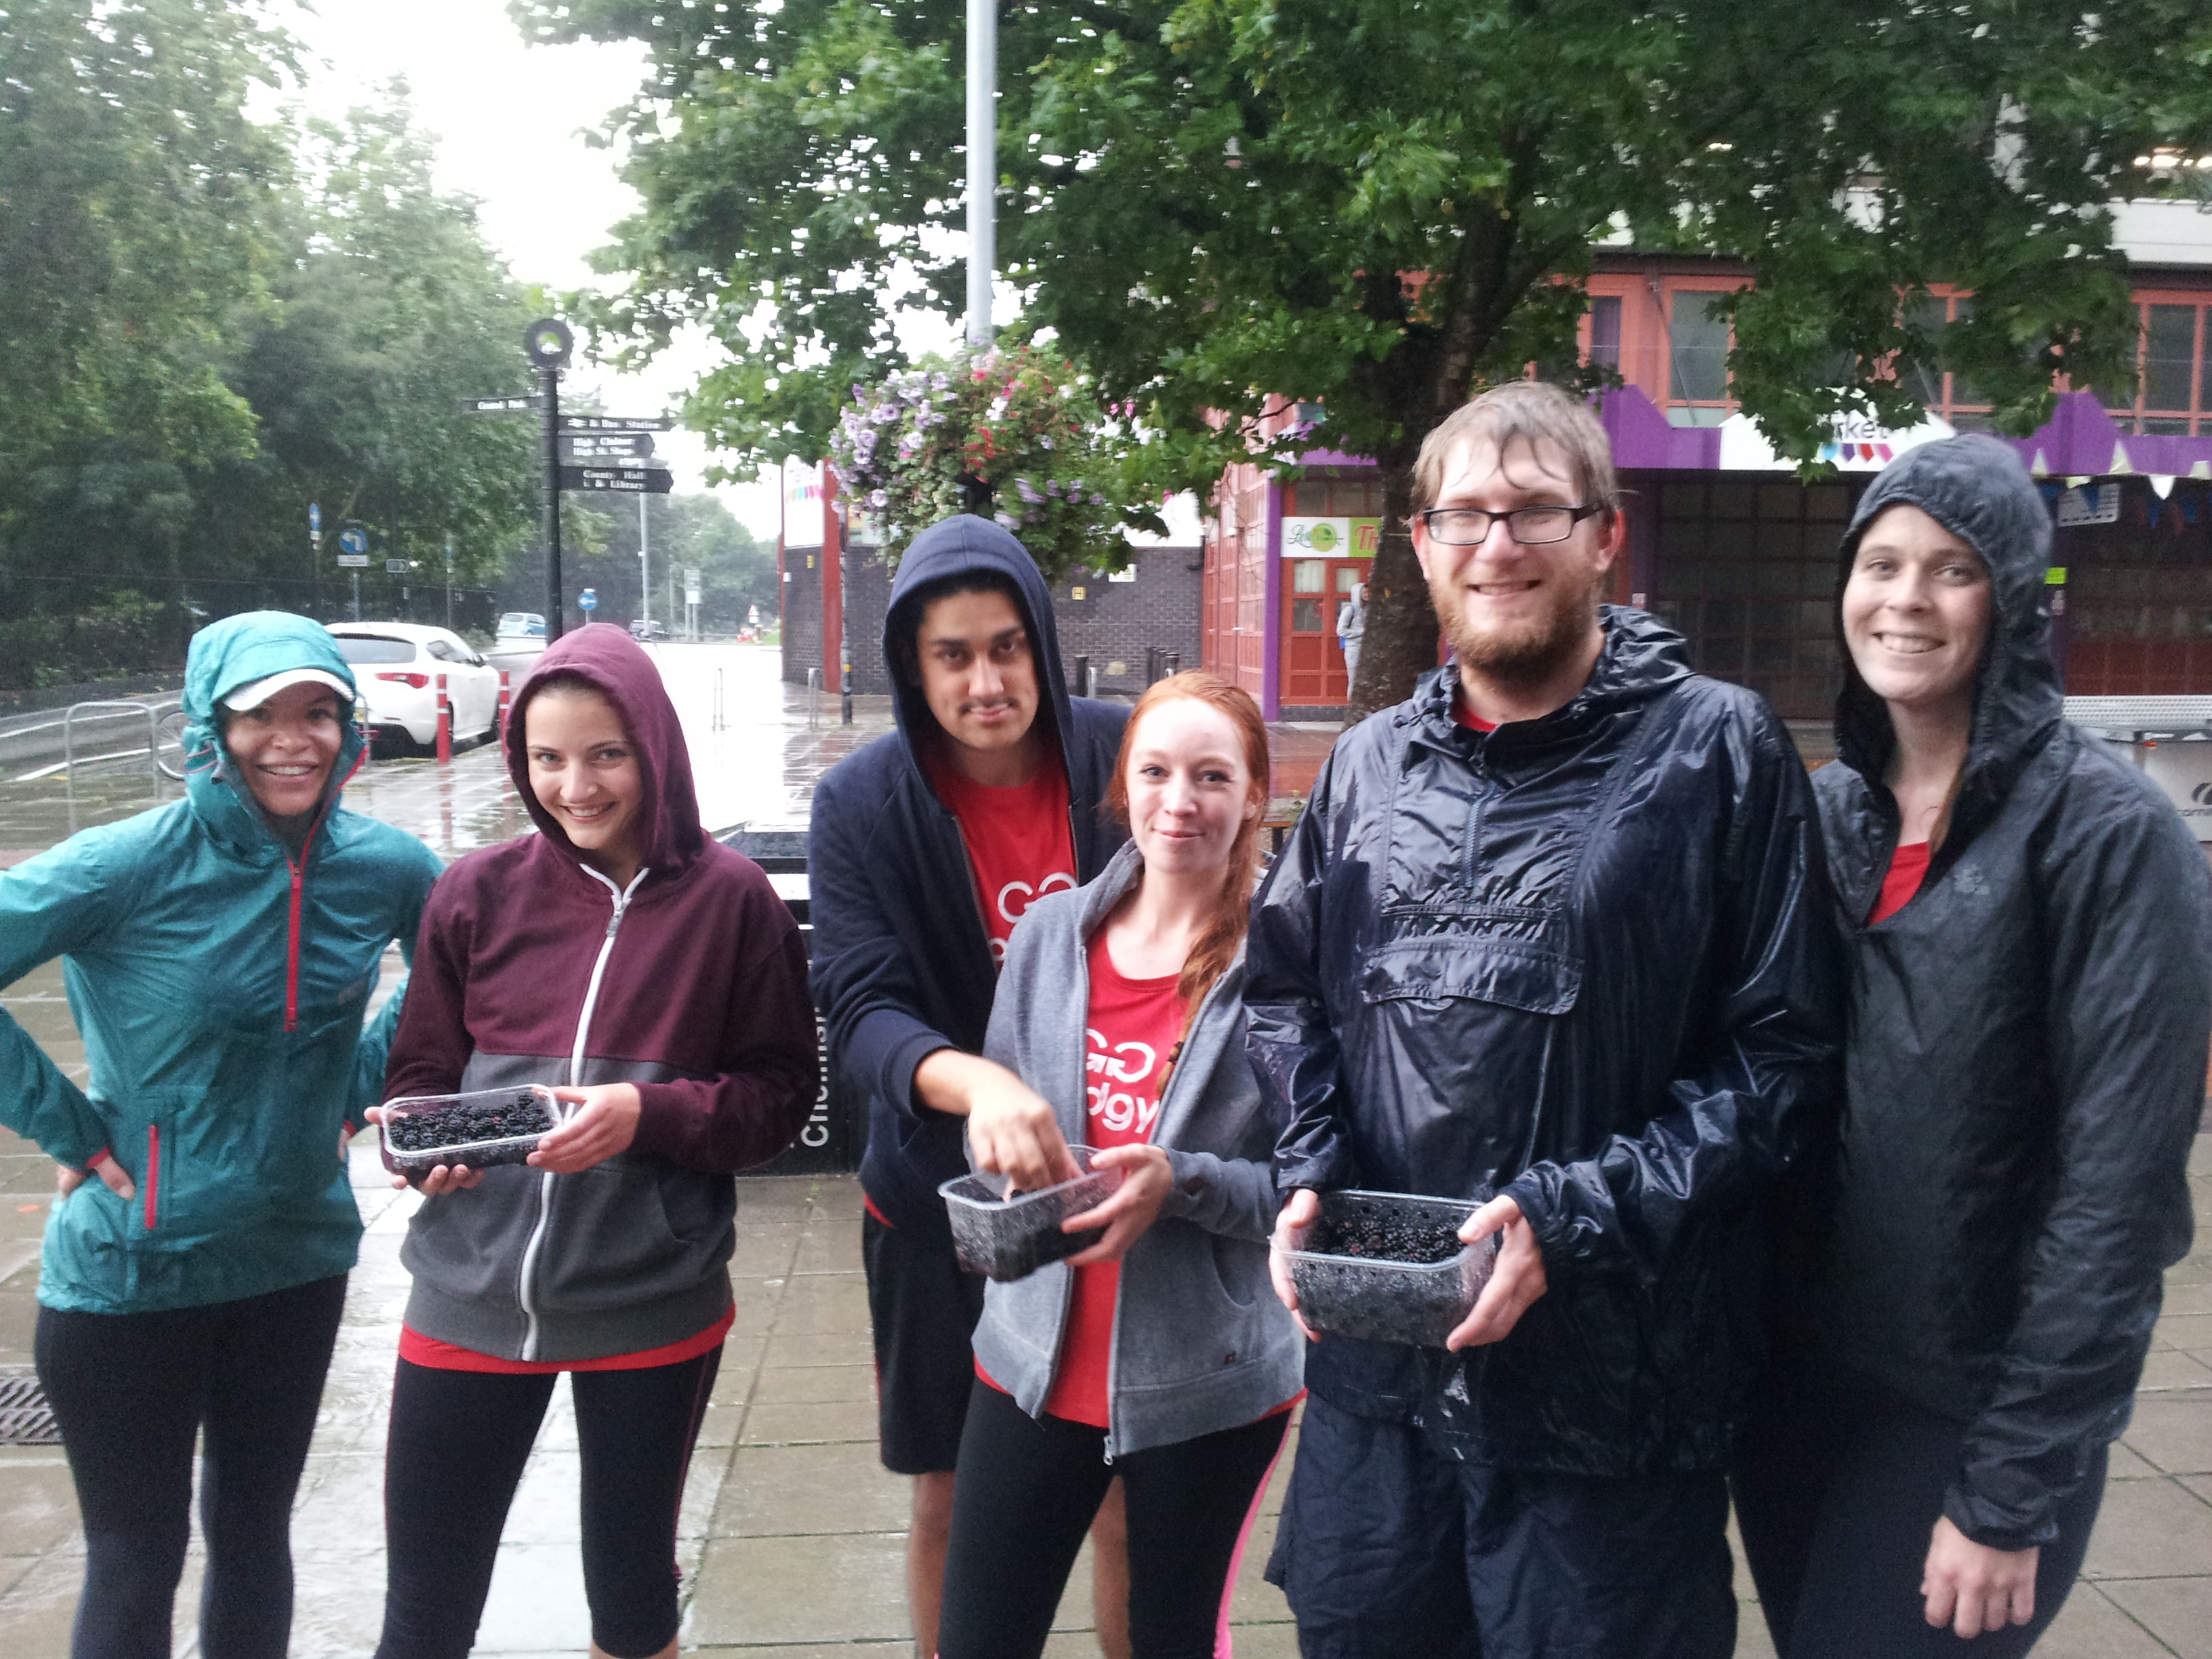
[336,527,370,621]
[579,588,598,615]
[465,334,681,634]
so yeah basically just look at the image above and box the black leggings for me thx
[937,1378,1289,1659]
[375,1347,721,1659]
[1733,1368,2107,1658]
[35,1273,349,1659]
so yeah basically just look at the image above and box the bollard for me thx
[1074,654,1091,699]
[806,666,821,729]
[435,672,452,763]
[495,670,512,739]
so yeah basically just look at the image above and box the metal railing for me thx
[62,700,164,783]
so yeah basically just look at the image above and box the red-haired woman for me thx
[926,673,1303,1659]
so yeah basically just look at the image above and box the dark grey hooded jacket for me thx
[1810,433,2212,1549]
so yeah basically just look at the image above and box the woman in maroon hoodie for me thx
[369,626,818,1659]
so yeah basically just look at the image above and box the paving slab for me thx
[2083,1475,2212,1579]
[2098,1576,2212,1659]
[2125,1393,2212,1475]
[685,1531,913,1645]
[710,1441,914,1538]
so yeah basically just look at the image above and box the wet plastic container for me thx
[1280,1189,1498,1349]
[939,1147,1127,1283]
[378,1086,560,1177]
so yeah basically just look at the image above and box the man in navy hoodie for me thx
[809,515,1130,1658]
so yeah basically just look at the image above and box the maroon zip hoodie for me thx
[384,625,817,1362]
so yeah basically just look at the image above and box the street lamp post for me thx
[966,0,994,347]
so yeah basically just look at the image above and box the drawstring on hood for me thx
[881,515,1076,788]
[180,611,366,862]
[504,623,707,876]
[1834,434,2062,851]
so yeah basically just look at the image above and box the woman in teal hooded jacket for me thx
[0,611,444,1659]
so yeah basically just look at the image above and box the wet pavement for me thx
[4,649,2211,1653]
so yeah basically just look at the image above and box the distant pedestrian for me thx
[369,624,817,1659]
[935,674,1303,1659]
[0,613,443,1659]
[808,514,1136,1659]
[1335,580,1365,691]
[1250,381,1843,1659]
[1732,436,2212,1656]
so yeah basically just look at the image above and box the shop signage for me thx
[1282,516,1380,558]
[1717,407,1954,472]
[783,458,825,550]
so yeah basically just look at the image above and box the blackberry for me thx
[380,1089,556,1175]
[1288,1191,1496,1349]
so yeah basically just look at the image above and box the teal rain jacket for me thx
[0,612,445,1314]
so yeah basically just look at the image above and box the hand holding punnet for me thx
[1061,1143,1172,1265]
[1267,1188,1322,1342]
[365,1105,485,1193]
[528,1083,642,1173]
[1443,1194,1548,1352]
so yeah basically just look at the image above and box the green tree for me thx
[529,0,2212,712]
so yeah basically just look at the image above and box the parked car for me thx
[628,619,670,642]
[328,623,501,750]
[495,611,546,639]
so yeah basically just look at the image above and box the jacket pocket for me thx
[1358,936,1582,1016]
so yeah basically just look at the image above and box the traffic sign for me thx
[560,414,676,433]
[560,432,657,460]
[336,553,369,569]
[337,528,369,555]
[559,466,674,494]
[579,588,598,613]
[308,503,321,533]
[464,393,542,414]
[386,558,409,575]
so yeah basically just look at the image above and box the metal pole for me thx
[445,534,454,630]
[839,500,854,725]
[638,495,650,632]
[965,0,995,347]
[543,364,565,641]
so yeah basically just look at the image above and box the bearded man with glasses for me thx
[1250,380,1844,1659]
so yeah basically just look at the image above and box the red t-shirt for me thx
[1452,691,1499,734]
[1869,840,1932,925]
[398,1303,733,1374]
[926,747,1076,966]
[1041,933,1187,1427]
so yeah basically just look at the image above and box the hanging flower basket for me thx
[830,343,1157,583]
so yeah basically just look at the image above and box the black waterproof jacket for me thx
[808,516,1130,1242]
[1808,435,2212,1550]
[1251,608,1844,1475]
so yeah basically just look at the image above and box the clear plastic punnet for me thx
[939,1146,1127,1283]
[377,1086,562,1178]
[1280,1188,1498,1349]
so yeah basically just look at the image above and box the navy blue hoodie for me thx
[808,517,1130,1239]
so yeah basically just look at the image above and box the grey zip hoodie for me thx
[972,842,1304,1457]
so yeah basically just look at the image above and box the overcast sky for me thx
[281,0,788,535]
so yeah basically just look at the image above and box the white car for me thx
[329,623,502,749]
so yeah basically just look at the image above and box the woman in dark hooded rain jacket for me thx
[0,611,444,1659]
[1734,434,2212,1655]
[370,625,819,1659]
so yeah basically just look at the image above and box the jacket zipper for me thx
[143,1125,161,1231]
[279,790,341,1033]
[515,864,650,1361]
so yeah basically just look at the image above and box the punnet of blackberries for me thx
[380,1089,556,1174]
[939,1158,1124,1283]
[1287,1191,1496,1350]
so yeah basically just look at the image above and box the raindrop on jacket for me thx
[1808,434,2212,1549]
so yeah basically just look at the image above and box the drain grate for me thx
[0,1372,60,1446]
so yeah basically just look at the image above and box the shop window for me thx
[1587,295,1622,373]
[1666,291,1734,426]
[2092,298,2209,436]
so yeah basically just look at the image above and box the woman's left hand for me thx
[1062,1145,1174,1265]
[1922,1516,2039,1637]
[529,1085,642,1174]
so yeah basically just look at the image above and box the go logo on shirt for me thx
[1086,1028,1163,1138]
[988,872,1076,964]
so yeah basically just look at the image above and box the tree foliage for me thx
[537,0,2212,708]
[1,10,547,688]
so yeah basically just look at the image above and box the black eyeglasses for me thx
[1416,504,1605,546]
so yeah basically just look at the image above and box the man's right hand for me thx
[1269,1187,1322,1340]
[55,1150,134,1203]
[913,1049,1077,1193]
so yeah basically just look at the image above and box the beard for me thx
[1429,558,1607,689]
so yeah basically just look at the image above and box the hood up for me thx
[504,623,706,874]
[1833,434,2061,838]
[880,514,1073,785]
[181,611,366,859]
